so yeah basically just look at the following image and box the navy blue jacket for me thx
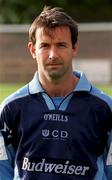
[0,71,112,180]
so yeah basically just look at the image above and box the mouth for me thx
[47,63,63,66]
[46,64,63,69]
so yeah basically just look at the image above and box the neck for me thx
[39,74,79,97]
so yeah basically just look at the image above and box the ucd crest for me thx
[42,129,49,137]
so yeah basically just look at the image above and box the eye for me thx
[58,43,67,48]
[39,43,49,49]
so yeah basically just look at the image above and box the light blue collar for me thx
[29,71,91,95]
[29,72,44,94]
[73,71,91,92]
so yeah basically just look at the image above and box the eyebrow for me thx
[40,41,68,45]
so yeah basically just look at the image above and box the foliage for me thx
[0,0,112,24]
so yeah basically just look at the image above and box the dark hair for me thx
[29,6,78,45]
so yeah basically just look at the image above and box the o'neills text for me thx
[22,157,90,176]
[44,114,68,122]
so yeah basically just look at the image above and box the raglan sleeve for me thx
[105,130,112,179]
[0,102,15,180]
[104,104,112,179]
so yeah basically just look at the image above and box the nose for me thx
[49,47,58,59]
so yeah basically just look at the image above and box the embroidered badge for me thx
[0,136,8,160]
[106,143,112,165]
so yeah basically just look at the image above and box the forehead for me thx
[35,26,71,42]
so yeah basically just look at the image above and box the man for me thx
[0,6,112,180]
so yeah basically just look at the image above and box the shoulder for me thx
[0,84,29,112]
[90,85,112,112]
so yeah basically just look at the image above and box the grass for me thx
[0,83,24,103]
[96,84,112,96]
[0,83,112,103]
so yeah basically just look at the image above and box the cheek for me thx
[66,49,74,59]
[36,49,48,59]
[35,51,47,67]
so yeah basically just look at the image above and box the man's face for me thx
[29,26,78,82]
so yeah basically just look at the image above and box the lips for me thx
[47,64,62,66]
[46,62,63,66]
[46,64,63,69]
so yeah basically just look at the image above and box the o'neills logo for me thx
[44,113,68,122]
[22,157,90,176]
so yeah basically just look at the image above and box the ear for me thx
[72,41,79,57]
[28,42,36,59]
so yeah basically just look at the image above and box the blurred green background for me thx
[1,0,112,24]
